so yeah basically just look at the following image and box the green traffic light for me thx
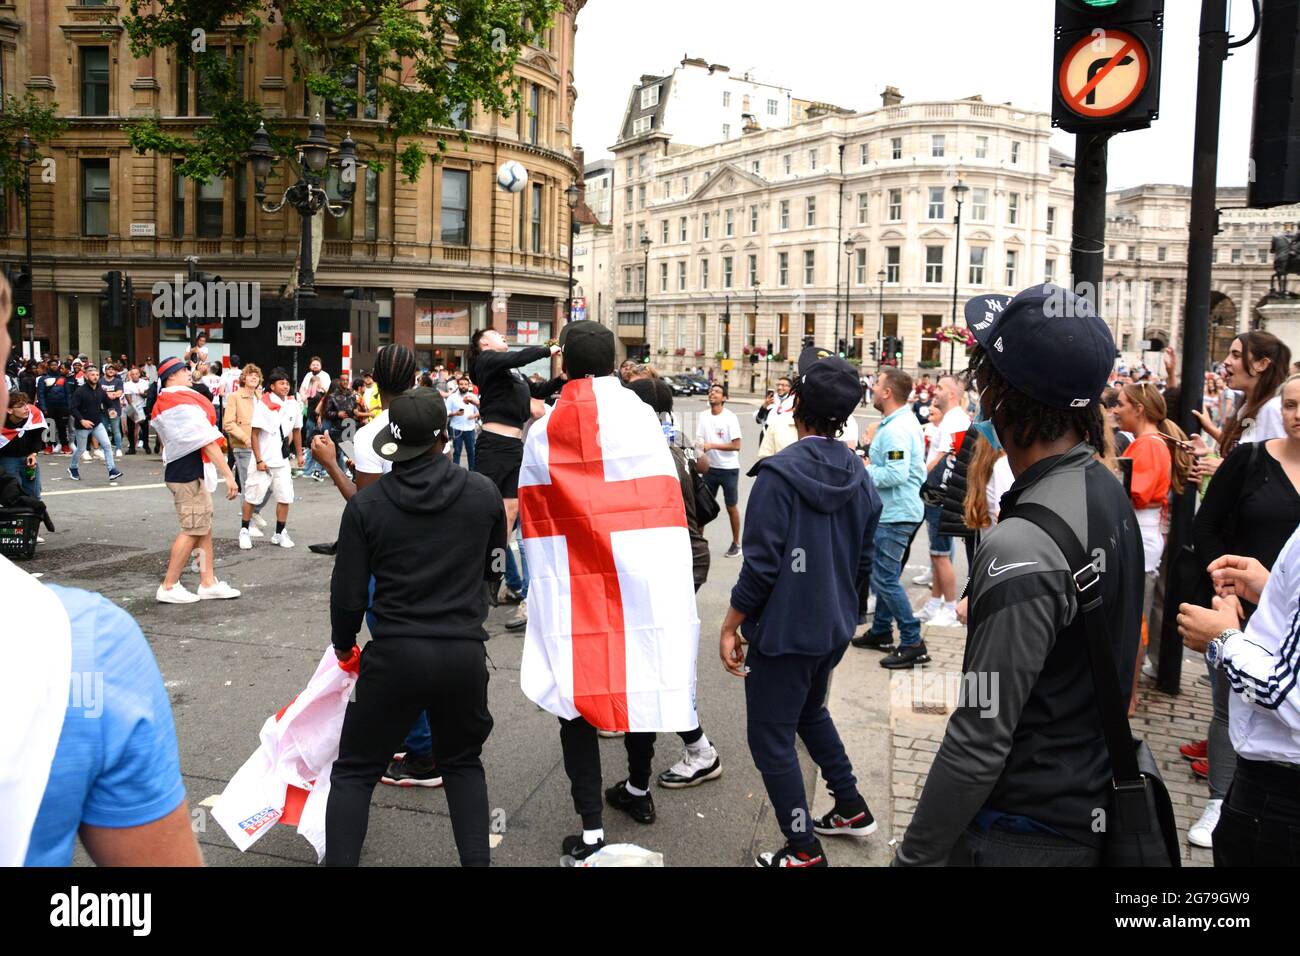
[16,305,27,316]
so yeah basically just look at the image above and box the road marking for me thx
[44,482,167,497]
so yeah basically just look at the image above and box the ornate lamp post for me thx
[876,267,887,368]
[949,178,968,373]
[639,233,652,362]
[565,181,581,323]
[16,131,37,360]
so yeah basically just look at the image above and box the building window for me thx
[887,188,902,221]
[626,158,634,178]
[886,246,901,283]
[803,249,815,285]
[722,124,731,139]
[83,160,110,236]
[661,219,669,244]
[1046,206,1057,236]
[1108,244,1116,259]
[528,83,540,144]
[931,134,945,158]
[809,148,819,169]
[679,217,687,242]
[767,98,778,116]
[970,246,986,285]
[363,166,378,240]
[1008,192,1020,225]
[855,248,867,284]
[928,187,945,220]
[778,252,789,285]
[659,261,669,292]
[806,196,816,227]
[1044,257,1056,284]
[751,160,760,175]
[971,187,988,221]
[779,200,790,230]
[640,85,659,108]
[1011,141,1021,164]
[198,177,224,238]
[891,137,903,160]
[1005,249,1018,287]
[530,183,543,252]
[925,246,944,284]
[632,115,653,135]
[702,212,711,239]
[678,261,687,291]
[700,258,710,289]
[635,265,645,293]
[804,314,816,338]
[723,91,731,108]
[922,314,942,364]
[859,142,869,165]
[637,184,645,209]
[697,314,707,353]
[749,204,758,233]
[723,256,733,288]
[624,224,632,250]
[441,168,469,245]
[235,163,249,238]
[975,135,989,159]
[783,154,792,175]
[625,187,633,212]
[857,192,869,225]
[725,208,735,237]
[623,267,632,295]
[171,164,185,237]
[1157,246,1168,261]
[748,254,758,287]
[1231,247,1242,264]
[82,47,110,115]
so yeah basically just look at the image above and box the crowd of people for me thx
[5,266,1300,869]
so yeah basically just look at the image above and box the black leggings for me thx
[325,637,494,866]
[48,411,70,447]
[559,717,655,830]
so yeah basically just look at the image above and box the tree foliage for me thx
[119,0,561,184]
[0,95,71,193]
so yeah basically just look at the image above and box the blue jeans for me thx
[72,423,116,474]
[452,428,476,470]
[925,503,955,556]
[870,521,922,647]
[106,413,123,452]
[302,417,324,476]
[0,456,40,498]
[505,521,528,598]
[946,824,1100,866]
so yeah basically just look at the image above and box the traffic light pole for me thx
[22,162,34,361]
[1157,0,1231,696]
[1070,131,1111,311]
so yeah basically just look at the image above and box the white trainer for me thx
[271,530,295,548]
[912,568,933,587]
[927,605,961,628]
[156,582,200,604]
[1188,799,1222,849]
[92,449,104,461]
[916,596,943,622]
[198,580,242,600]
[248,525,265,538]
[253,513,268,529]
[238,528,253,550]
[658,746,722,789]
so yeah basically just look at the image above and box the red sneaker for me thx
[43,444,54,455]
[1180,739,1208,761]
[1190,758,1209,779]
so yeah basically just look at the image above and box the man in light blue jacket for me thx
[854,367,927,664]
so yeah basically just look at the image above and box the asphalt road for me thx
[29,393,903,867]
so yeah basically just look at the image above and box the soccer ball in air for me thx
[496,160,529,194]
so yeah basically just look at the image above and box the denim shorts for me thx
[925,504,954,557]
[702,467,740,508]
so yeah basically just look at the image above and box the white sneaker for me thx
[248,525,264,538]
[198,580,242,600]
[1188,799,1222,849]
[927,605,961,628]
[82,451,94,463]
[253,513,267,529]
[916,596,943,622]
[865,593,877,614]
[912,568,933,587]
[658,746,722,788]
[271,530,295,548]
[157,582,200,604]
[92,449,104,461]
[238,528,253,550]
[1141,658,1158,680]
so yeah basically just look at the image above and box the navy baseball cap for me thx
[795,346,861,420]
[964,284,1114,410]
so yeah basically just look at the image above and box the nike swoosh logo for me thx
[988,559,1039,577]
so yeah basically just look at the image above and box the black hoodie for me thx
[330,451,507,651]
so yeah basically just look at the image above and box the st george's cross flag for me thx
[150,386,223,490]
[519,375,699,733]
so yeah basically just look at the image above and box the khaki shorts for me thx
[167,479,213,537]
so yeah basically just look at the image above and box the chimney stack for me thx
[881,86,904,107]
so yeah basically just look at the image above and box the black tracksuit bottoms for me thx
[559,717,656,830]
[325,636,494,866]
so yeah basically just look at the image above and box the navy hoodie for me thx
[730,436,881,656]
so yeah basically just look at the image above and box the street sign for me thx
[129,222,156,237]
[571,297,587,322]
[721,359,735,372]
[1058,30,1150,120]
[277,319,305,347]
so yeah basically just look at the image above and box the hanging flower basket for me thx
[936,325,976,348]
[693,350,705,358]
[674,347,686,356]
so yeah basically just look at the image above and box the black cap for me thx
[964,283,1115,410]
[374,388,447,462]
[559,321,615,378]
[795,346,861,420]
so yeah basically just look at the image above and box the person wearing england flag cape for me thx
[149,356,241,605]
[1,389,47,499]
[518,320,700,864]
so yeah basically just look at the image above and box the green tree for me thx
[0,94,71,193]
[118,0,561,184]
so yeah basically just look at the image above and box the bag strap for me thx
[1004,502,1143,786]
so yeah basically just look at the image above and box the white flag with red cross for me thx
[519,376,699,733]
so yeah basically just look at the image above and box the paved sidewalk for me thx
[877,622,1216,866]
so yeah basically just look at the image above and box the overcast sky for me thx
[572,0,1261,190]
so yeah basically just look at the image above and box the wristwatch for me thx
[1206,628,1242,669]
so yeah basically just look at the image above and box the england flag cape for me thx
[150,386,223,490]
[0,404,45,451]
[519,375,699,733]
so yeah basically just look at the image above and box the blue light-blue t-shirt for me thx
[23,586,186,866]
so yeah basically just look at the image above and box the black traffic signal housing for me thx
[1248,0,1300,208]
[801,335,815,351]
[100,270,123,328]
[11,267,33,328]
[837,337,847,357]
[1052,0,1164,134]
[869,340,879,362]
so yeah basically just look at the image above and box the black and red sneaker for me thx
[381,752,443,788]
[813,802,878,838]
[756,839,828,868]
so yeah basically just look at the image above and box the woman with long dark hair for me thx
[467,327,564,624]
[1194,331,1291,472]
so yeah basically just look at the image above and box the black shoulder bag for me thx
[1008,502,1181,868]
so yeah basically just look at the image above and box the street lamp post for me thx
[843,235,858,357]
[565,181,581,324]
[876,268,886,368]
[752,279,761,391]
[949,178,968,374]
[640,233,652,363]
[16,131,37,361]
[722,291,731,397]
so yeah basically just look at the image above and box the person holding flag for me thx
[518,321,701,863]
[150,356,241,604]
[1,391,47,499]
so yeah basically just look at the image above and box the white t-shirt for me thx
[251,395,293,468]
[446,390,479,432]
[351,409,392,476]
[929,405,972,466]
[987,455,1015,524]
[1239,394,1285,445]
[201,374,224,397]
[838,414,860,448]
[123,378,149,412]
[696,408,743,470]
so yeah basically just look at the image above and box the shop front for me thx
[414,295,489,372]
